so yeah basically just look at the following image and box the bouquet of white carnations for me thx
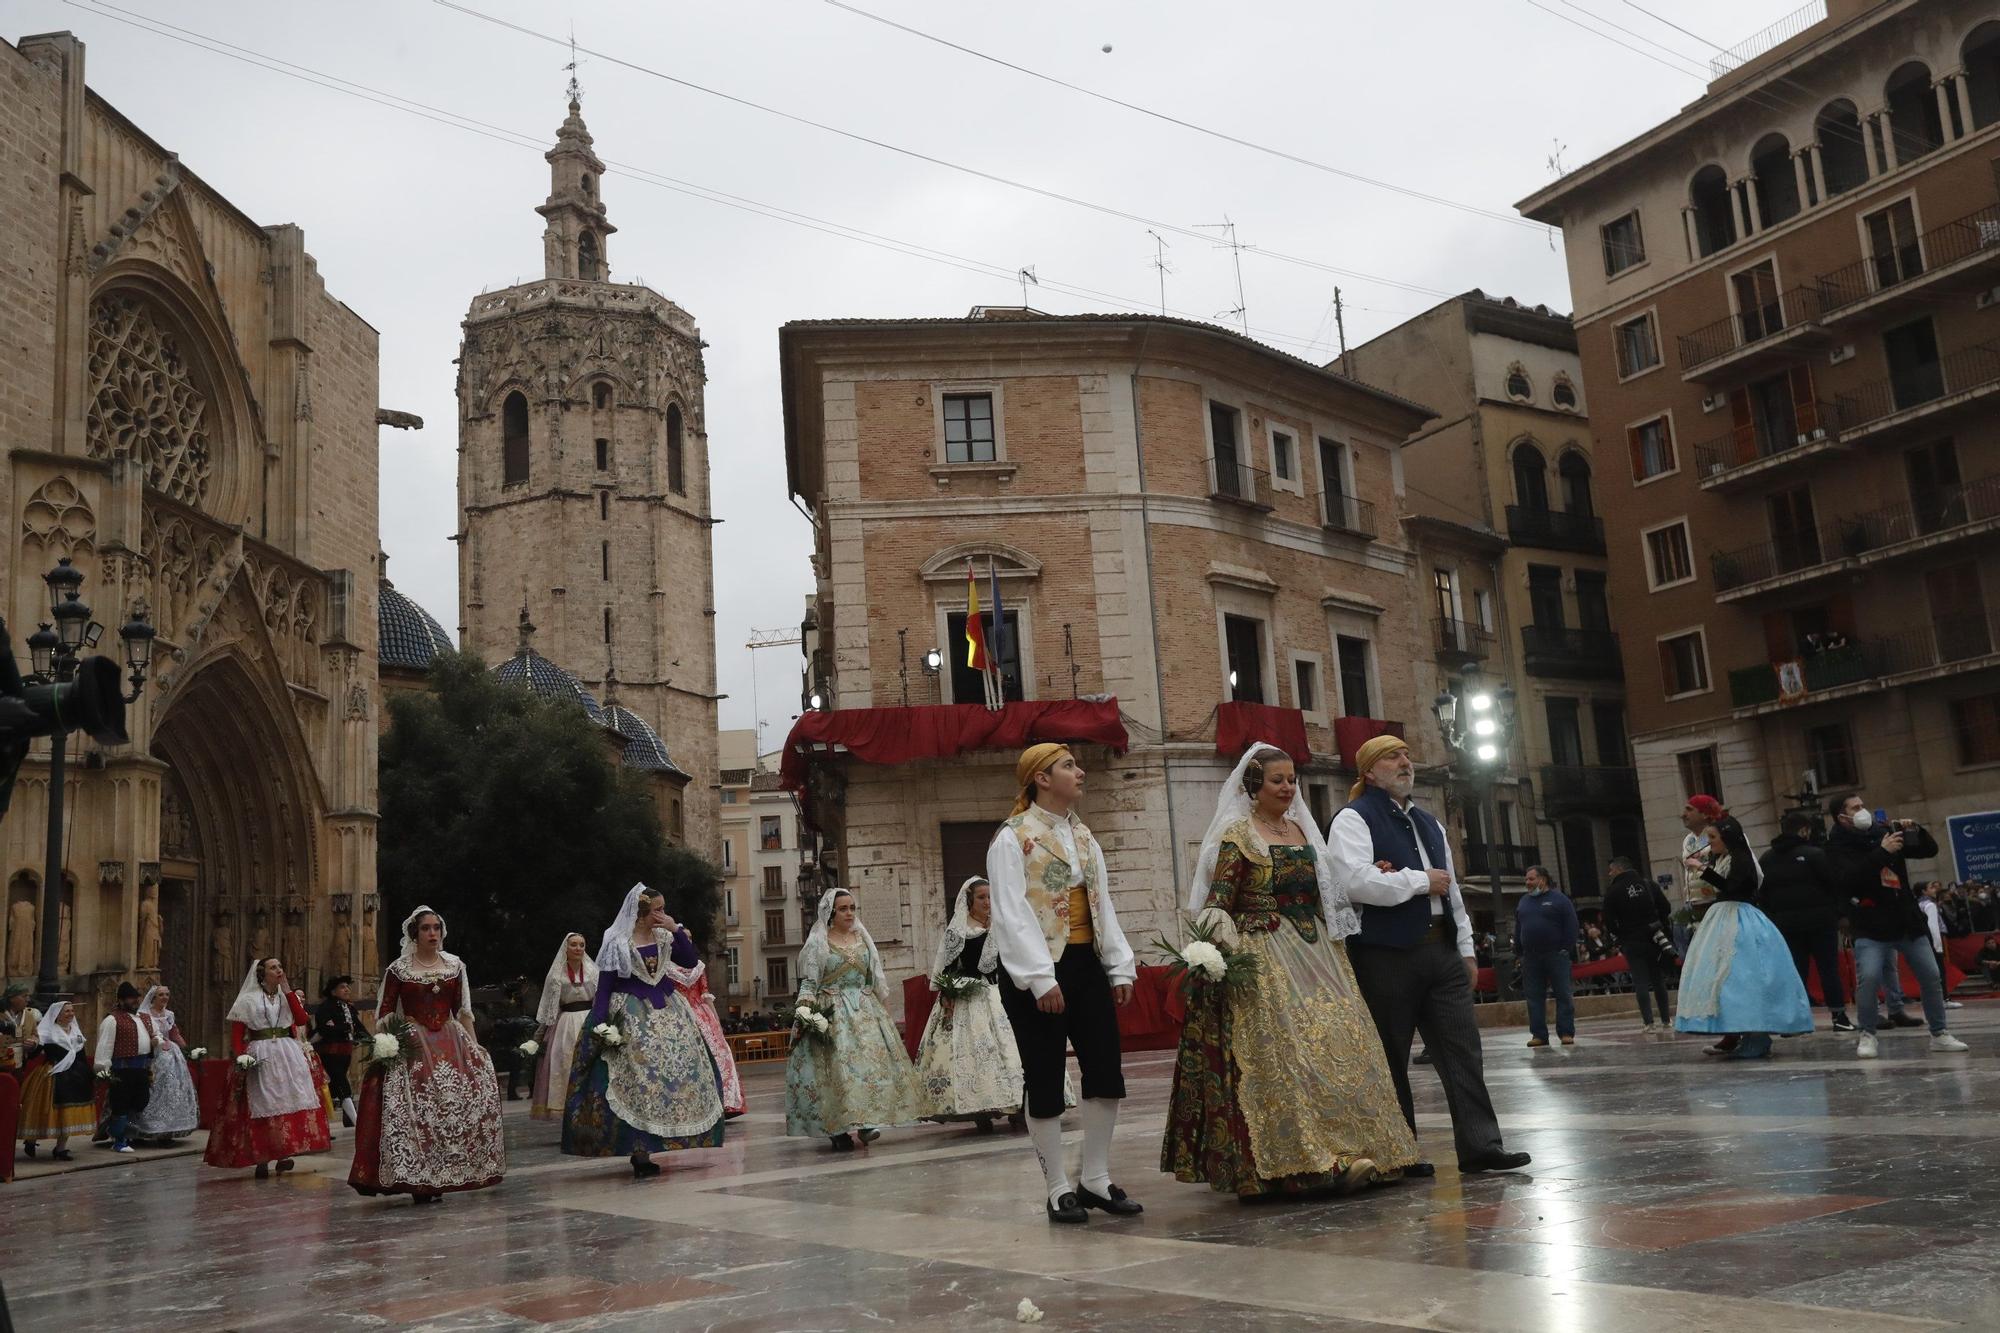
[234,1054,261,1072]
[363,1014,420,1070]
[1153,916,1258,999]
[517,1038,540,1058]
[187,1046,208,1060]
[792,999,834,1043]
[591,1017,625,1051]
[932,966,988,1001]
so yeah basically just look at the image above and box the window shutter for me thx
[1628,425,1648,481]
[1762,611,1793,662]
[1789,364,1819,438]
[1657,638,1677,692]
[1729,389,1756,464]
[1828,592,1857,638]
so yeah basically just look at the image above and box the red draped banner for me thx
[780,699,1130,792]
[1214,702,1311,765]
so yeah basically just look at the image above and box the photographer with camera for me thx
[1759,812,1854,1033]
[1823,794,1968,1059]
[1601,856,1675,1036]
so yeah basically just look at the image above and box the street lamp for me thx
[1432,666,1519,998]
[9,557,157,1009]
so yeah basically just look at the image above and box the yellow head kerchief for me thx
[1011,743,1074,816]
[1347,734,1411,801]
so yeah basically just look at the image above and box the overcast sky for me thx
[18,0,1803,750]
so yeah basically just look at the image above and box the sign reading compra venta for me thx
[1946,811,2000,884]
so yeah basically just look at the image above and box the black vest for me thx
[1348,785,1451,949]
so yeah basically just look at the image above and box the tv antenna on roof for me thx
[1197,218,1249,335]
[1146,229,1173,316]
[1017,265,1038,306]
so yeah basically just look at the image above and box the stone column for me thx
[1937,77,1960,142]
[1954,69,1976,134]
[1863,111,1886,176]
[1807,142,1826,199]
[1792,150,1813,208]
[1734,180,1757,238]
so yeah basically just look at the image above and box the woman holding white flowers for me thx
[204,957,332,1177]
[785,888,924,1150]
[913,877,1024,1130]
[128,984,200,1142]
[348,906,506,1202]
[530,932,598,1121]
[562,884,725,1178]
[1162,744,1418,1198]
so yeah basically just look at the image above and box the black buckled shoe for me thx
[1047,1191,1088,1223]
[1459,1150,1532,1174]
[1404,1161,1436,1177]
[1076,1183,1143,1216]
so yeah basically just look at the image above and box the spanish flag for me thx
[965,560,990,670]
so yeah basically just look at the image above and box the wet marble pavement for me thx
[4,1007,1998,1331]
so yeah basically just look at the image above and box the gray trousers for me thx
[1348,938,1504,1165]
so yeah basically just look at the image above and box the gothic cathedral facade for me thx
[455,98,721,861]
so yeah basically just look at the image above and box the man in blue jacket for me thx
[1516,866,1580,1048]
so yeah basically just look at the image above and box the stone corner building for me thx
[1,33,384,1041]
[455,96,721,863]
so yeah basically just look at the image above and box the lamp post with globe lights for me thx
[1431,665,1518,999]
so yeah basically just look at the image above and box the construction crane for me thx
[745,628,803,755]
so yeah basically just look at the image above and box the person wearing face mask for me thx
[1822,795,1968,1059]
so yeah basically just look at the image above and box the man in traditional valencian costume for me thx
[987,743,1143,1224]
[94,981,158,1154]
[1328,736,1529,1177]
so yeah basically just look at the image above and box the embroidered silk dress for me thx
[204,988,333,1168]
[531,965,598,1121]
[349,960,507,1196]
[684,973,746,1118]
[785,938,925,1137]
[130,1005,199,1140]
[1163,825,1419,1195]
[914,932,1027,1121]
[562,928,725,1157]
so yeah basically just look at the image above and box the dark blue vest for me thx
[1348,785,1451,949]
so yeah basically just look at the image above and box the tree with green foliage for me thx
[378,650,720,989]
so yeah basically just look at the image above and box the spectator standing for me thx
[1515,867,1579,1048]
[1822,795,1968,1059]
[1601,857,1675,1035]
[1919,883,1961,1010]
[1978,935,2000,987]
[1758,813,1855,1032]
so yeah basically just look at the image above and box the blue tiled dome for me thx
[378,579,453,671]
[494,648,607,724]
[605,702,687,776]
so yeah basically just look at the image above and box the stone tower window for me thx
[601,540,611,580]
[595,438,610,471]
[667,404,686,495]
[593,382,611,410]
[582,172,594,198]
[502,391,530,486]
[603,607,612,643]
[578,230,601,280]
[599,491,609,520]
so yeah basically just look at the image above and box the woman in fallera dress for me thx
[129,985,199,1142]
[785,888,925,1150]
[348,906,507,1202]
[204,957,333,1178]
[17,1001,93,1161]
[531,933,598,1121]
[683,970,746,1119]
[562,884,726,1178]
[1163,744,1420,1198]
[1673,817,1814,1058]
[914,877,1025,1131]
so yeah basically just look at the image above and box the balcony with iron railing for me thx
[1725,613,2000,714]
[1505,504,1606,555]
[1520,625,1624,680]
[1677,285,1831,381]
[1435,616,1492,666]
[1834,473,2000,566]
[1690,400,1845,492]
[1463,842,1541,879]
[1206,454,1276,511]
[1318,491,1378,540]
[1710,528,1853,599]
[1538,764,1642,816]
[1818,201,2000,325]
[1825,342,2000,448]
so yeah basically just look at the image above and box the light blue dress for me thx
[1674,901,1815,1035]
[784,939,925,1137]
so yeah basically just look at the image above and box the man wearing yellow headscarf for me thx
[1324,735,1529,1177]
[986,743,1140,1225]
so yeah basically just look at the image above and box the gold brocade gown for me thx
[1162,826,1419,1195]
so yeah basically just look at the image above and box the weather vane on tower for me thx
[565,26,584,105]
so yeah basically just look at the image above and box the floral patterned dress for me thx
[914,933,1026,1120]
[1163,828,1419,1195]
[204,989,332,1169]
[348,961,506,1196]
[785,939,925,1136]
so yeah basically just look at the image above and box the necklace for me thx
[1253,810,1293,839]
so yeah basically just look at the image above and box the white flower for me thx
[1016,1297,1044,1324]
[517,1038,540,1057]
[1182,940,1228,981]
[370,1032,401,1061]
[592,1022,624,1048]
[234,1054,258,1071]
[187,1047,207,1060]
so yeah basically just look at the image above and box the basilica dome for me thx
[493,642,608,725]
[377,575,453,672]
[605,700,687,776]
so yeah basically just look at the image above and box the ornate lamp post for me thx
[1432,665,1518,999]
[25,557,156,1007]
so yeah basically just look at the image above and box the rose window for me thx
[87,294,214,506]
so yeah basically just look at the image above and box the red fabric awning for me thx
[1214,701,1311,765]
[1332,716,1405,771]
[780,698,1130,791]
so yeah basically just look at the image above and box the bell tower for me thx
[455,91,721,863]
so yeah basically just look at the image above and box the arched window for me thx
[581,172,595,198]
[1750,132,1800,227]
[1967,23,2000,129]
[1558,451,1594,518]
[593,381,611,410]
[502,391,530,486]
[1512,442,1549,512]
[1690,164,1736,257]
[578,229,601,281]
[1885,62,1945,164]
[1815,100,1869,196]
[667,403,686,495]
